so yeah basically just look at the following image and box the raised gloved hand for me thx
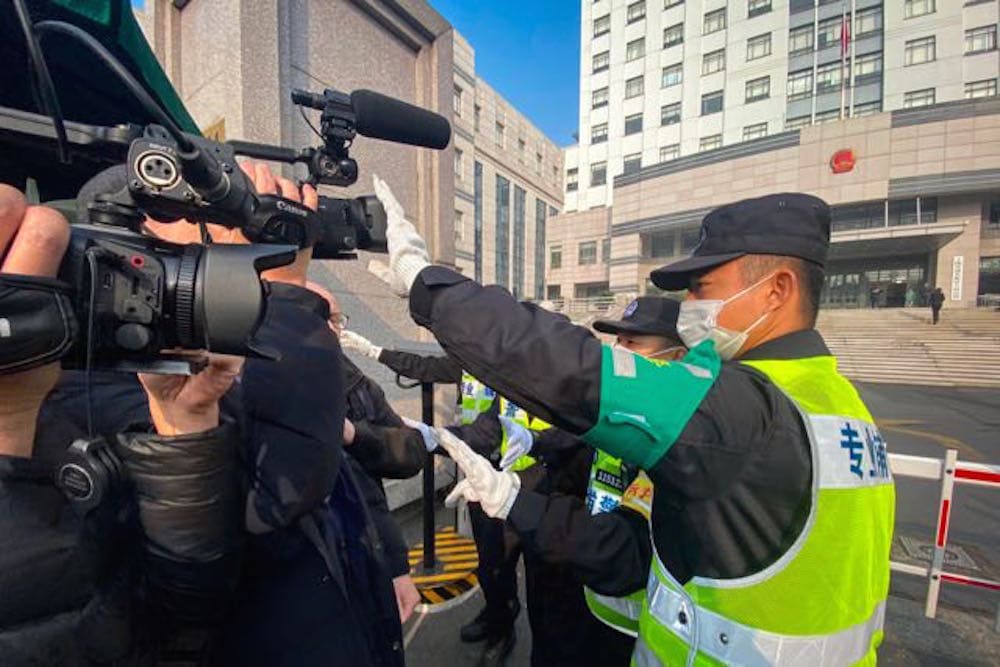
[368,174,430,296]
[437,427,521,519]
[402,416,439,452]
[498,416,534,471]
[340,330,383,360]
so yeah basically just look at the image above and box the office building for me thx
[551,0,1000,308]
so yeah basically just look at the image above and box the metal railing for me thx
[549,296,617,316]
[888,450,1000,627]
[977,294,1000,308]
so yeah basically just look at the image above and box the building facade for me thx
[617,99,1000,308]
[450,34,564,299]
[135,0,562,294]
[552,0,1000,308]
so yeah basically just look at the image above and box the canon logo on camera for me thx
[276,200,309,217]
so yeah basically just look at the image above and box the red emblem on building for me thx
[830,148,856,174]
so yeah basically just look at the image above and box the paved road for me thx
[399,383,1000,665]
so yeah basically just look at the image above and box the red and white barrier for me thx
[888,450,1000,622]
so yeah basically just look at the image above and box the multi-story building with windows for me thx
[451,34,564,300]
[551,0,1000,308]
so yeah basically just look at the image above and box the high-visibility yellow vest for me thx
[459,372,495,425]
[633,355,895,667]
[584,457,648,637]
[459,372,538,471]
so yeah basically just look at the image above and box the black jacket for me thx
[409,266,813,595]
[377,348,463,385]
[341,355,425,577]
[343,356,426,480]
[219,283,403,667]
[0,404,242,666]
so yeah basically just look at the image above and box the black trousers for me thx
[932,306,941,324]
[469,502,522,637]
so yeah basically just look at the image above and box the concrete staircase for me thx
[817,308,1000,388]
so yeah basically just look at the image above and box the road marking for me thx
[877,420,991,462]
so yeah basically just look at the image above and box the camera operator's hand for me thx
[143,161,317,286]
[238,161,318,287]
[0,185,70,457]
[138,354,244,436]
[368,175,429,297]
[393,574,421,623]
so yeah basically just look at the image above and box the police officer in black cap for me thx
[372,187,895,665]
[593,297,686,361]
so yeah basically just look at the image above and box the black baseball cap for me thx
[650,193,831,291]
[593,297,681,338]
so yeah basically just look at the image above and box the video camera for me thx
[0,16,450,375]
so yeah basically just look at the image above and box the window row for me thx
[787,53,882,101]
[902,28,996,66]
[789,7,881,56]
[592,31,773,74]
[898,80,1000,109]
[548,239,612,269]
[579,126,779,187]
[593,4,764,40]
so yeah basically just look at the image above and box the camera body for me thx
[58,222,295,373]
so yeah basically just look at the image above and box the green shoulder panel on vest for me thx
[582,341,721,471]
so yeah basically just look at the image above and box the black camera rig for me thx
[0,10,451,377]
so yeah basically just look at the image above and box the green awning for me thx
[0,0,198,198]
[1,0,197,132]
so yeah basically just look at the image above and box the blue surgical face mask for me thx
[676,273,775,360]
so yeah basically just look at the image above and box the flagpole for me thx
[840,1,848,119]
[849,0,857,116]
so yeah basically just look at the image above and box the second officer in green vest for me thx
[370,183,896,666]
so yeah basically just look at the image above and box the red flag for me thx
[841,14,851,57]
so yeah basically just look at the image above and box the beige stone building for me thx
[135,0,561,302]
[450,34,564,299]
[550,98,1000,309]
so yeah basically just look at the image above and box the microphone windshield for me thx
[350,90,451,150]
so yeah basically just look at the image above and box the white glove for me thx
[340,330,383,360]
[498,416,534,471]
[402,416,439,452]
[436,427,521,520]
[369,174,431,297]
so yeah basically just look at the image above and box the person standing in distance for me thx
[929,286,945,325]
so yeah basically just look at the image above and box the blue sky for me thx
[430,0,580,146]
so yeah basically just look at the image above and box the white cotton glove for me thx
[402,416,439,452]
[369,174,431,297]
[437,427,521,520]
[340,330,383,360]
[498,416,534,471]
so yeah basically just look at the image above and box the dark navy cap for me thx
[650,193,831,291]
[593,297,681,338]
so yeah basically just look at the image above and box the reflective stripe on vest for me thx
[586,588,644,637]
[584,457,646,636]
[636,354,894,667]
[643,559,887,666]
